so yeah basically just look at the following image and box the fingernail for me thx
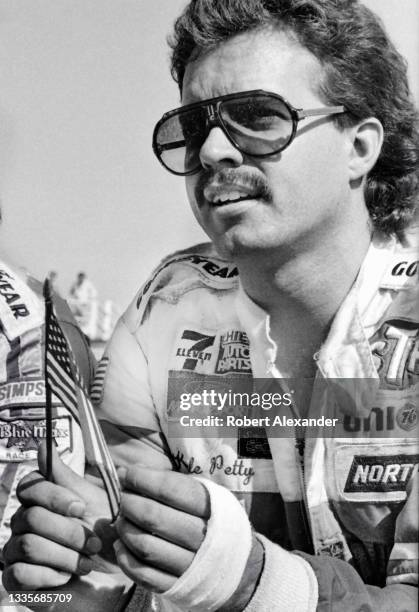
[113,539,122,555]
[86,535,102,554]
[77,556,93,575]
[68,501,85,517]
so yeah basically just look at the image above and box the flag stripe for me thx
[46,356,80,423]
[90,357,109,404]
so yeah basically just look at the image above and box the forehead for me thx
[182,27,323,107]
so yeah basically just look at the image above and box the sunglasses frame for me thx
[152,89,346,176]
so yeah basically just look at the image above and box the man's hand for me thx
[114,465,210,593]
[114,466,264,610]
[2,444,113,593]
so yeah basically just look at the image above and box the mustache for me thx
[195,167,273,203]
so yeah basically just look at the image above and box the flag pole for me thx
[43,279,53,481]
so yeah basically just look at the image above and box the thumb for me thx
[38,443,95,504]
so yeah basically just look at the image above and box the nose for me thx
[199,126,243,170]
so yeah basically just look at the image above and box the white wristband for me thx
[162,477,252,611]
[244,534,318,612]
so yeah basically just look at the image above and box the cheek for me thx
[185,178,197,209]
[268,132,348,202]
[185,177,204,223]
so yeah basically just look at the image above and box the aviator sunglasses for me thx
[152,89,346,176]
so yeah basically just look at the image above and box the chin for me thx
[210,230,271,262]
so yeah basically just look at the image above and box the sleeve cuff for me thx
[244,535,318,612]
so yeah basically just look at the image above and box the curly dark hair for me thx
[169,0,419,234]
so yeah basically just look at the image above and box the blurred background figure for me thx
[47,270,60,295]
[68,272,119,353]
[68,272,98,341]
[70,271,98,303]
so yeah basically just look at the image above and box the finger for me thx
[113,539,176,593]
[10,506,101,555]
[119,466,210,519]
[38,443,104,505]
[116,517,194,577]
[120,492,206,551]
[2,563,71,592]
[4,533,94,576]
[17,471,85,518]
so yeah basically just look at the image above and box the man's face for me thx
[182,28,352,261]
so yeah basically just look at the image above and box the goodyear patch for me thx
[136,252,238,321]
[0,263,43,340]
[344,453,418,493]
[181,254,238,280]
[380,251,418,290]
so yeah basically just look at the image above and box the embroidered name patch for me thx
[344,453,418,493]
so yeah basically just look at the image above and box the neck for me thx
[238,211,372,349]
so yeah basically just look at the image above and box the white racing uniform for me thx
[93,231,418,612]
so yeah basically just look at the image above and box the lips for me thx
[203,183,259,206]
[196,169,273,209]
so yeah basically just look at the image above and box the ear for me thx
[347,118,384,182]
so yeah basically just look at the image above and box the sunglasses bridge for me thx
[201,102,226,138]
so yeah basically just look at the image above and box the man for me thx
[0,257,95,605]
[3,1,418,610]
[69,273,98,305]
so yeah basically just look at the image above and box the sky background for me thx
[0,0,418,310]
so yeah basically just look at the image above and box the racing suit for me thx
[0,259,94,605]
[94,231,418,611]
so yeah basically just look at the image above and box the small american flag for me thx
[45,312,81,423]
[44,281,120,520]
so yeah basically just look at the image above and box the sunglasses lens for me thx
[154,107,206,175]
[220,94,294,155]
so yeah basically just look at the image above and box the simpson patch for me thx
[0,379,45,409]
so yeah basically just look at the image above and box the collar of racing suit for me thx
[234,232,410,383]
